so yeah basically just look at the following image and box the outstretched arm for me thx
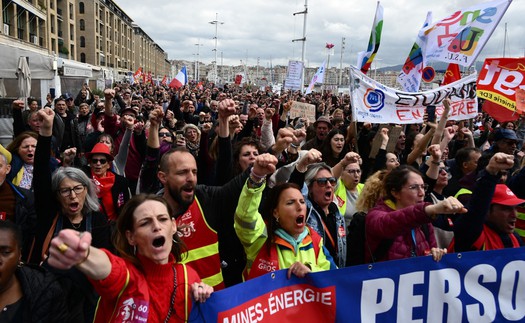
[48,229,111,280]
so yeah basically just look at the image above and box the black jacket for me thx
[16,265,68,322]
[8,182,37,262]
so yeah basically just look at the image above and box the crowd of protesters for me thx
[1,79,525,321]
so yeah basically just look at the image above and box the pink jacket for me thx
[365,199,436,262]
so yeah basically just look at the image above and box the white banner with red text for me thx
[350,66,477,124]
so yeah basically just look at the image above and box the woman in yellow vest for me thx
[332,152,364,226]
[235,153,335,280]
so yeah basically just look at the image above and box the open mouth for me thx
[182,184,194,195]
[152,236,166,248]
[296,215,305,224]
[325,191,332,198]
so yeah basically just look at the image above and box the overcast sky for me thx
[116,0,523,69]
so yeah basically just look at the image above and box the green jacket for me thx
[234,181,334,279]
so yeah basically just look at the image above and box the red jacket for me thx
[365,199,436,262]
[90,250,200,322]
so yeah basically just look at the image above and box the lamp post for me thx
[194,41,203,81]
[338,37,345,86]
[292,0,308,94]
[209,13,224,85]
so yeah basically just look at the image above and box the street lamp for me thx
[195,41,203,81]
[209,13,224,85]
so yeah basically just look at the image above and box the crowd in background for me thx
[1,79,525,322]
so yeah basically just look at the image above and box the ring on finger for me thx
[57,243,69,254]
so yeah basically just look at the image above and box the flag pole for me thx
[466,0,512,69]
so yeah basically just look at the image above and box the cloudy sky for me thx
[116,0,523,69]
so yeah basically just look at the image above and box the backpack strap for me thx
[181,263,189,322]
[41,214,60,262]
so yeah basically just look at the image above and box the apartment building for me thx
[1,0,171,82]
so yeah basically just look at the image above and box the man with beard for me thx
[139,100,249,289]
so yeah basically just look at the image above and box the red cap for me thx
[491,184,525,206]
[85,143,114,161]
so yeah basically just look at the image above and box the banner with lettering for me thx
[420,0,512,67]
[477,57,525,122]
[191,248,525,322]
[350,66,477,124]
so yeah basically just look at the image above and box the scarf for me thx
[275,228,309,255]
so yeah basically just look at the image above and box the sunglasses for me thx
[159,133,172,138]
[91,158,108,165]
[313,177,337,186]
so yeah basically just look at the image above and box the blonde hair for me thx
[355,170,388,213]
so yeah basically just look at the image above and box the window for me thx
[80,36,85,47]
[80,53,86,63]
[79,2,84,14]
[79,19,85,31]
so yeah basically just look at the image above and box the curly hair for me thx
[355,169,389,213]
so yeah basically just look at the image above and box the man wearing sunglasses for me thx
[289,150,346,268]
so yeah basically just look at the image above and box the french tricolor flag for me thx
[169,66,187,89]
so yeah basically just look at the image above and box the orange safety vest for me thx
[177,198,224,290]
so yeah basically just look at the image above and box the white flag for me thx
[397,12,432,92]
[420,0,512,67]
[305,61,326,95]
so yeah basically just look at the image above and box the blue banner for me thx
[189,248,525,322]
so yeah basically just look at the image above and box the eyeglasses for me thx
[345,169,361,175]
[405,184,429,191]
[58,185,86,197]
[438,167,449,173]
[313,177,337,186]
[159,133,172,138]
[91,158,108,165]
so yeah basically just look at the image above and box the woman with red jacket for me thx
[47,194,213,322]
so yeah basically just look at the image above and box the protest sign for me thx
[290,101,316,123]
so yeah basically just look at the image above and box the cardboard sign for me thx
[368,125,403,158]
[290,101,316,123]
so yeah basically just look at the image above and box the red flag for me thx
[477,57,525,122]
[146,72,152,84]
[133,67,143,83]
[441,63,461,86]
[516,89,525,115]
[161,75,167,85]
[235,74,243,85]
